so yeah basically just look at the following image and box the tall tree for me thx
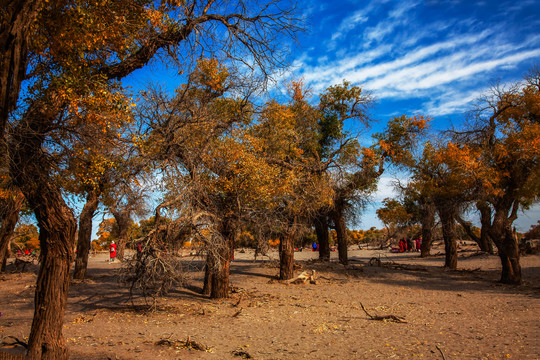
[451,69,540,283]
[5,1,302,357]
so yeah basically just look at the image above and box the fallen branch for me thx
[0,336,28,349]
[155,336,210,352]
[359,302,407,323]
[436,345,447,360]
[285,270,317,285]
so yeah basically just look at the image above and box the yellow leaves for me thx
[287,79,309,103]
[410,114,430,131]
[268,238,280,247]
[193,58,230,93]
[146,8,166,29]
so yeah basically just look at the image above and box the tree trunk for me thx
[10,162,76,359]
[111,208,130,261]
[209,218,235,299]
[332,205,348,265]
[0,192,24,273]
[420,202,435,258]
[456,215,489,252]
[488,204,522,284]
[477,201,495,254]
[9,97,77,360]
[498,227,521,284]
[1,245,8,272]
[73,189,100,279]
[0,0,44,136]
[437,205,457,270]
[279,217,296,280]
[314,213,330,261]
[202,254,213,296]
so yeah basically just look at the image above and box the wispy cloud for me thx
[330,0,382,41]
[293,0,540,117]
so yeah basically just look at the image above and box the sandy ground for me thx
[0,243,539,359]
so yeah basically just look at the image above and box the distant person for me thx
[137,242,143,260]
[407,238,413,252]
[415,237,421,252]
[312,242,317,252]
[109,241,117,262]
[399,238,405,253]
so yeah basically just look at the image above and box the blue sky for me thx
[285,0,540,231]
[292,0,540,123]
[120,0,539,233]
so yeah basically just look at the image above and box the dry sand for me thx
[1,243,539,359]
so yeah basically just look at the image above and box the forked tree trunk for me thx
[73,189,100,279]
[314,213,330,261]
[420,202,435,257]
[488,204,522,284]
[279,217,297,280]
[0,192,24,272]
[437,205,457,270]
[332,205,348,265]
[456,215,488,252]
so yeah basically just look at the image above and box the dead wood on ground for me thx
[284,270,317,284]
[155,336,210,352]
[359,302,407,323]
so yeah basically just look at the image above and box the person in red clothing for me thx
[399,238,405,253]
[109,241,117,262]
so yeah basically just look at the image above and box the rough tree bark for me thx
[208,217,235,298]
[437,204,458,270]
[314,212,330,261]
[202,217,233,298]
[73,188,100,279]
[202,254,213,296]
[488,200,522,284]
[477,201,495,254]
[279,217,297,280]
[0,0,44,136]
[420,202,435,257]
[0,192,24,272]
[9,106,77,359]
[332,203,348,265]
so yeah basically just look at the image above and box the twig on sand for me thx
[436,345,447,360]
[359,302,407,323]
[155,336,210,352]
[0,336,28,349]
